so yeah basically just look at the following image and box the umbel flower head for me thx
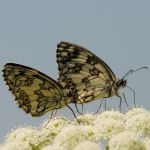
[125,113,150,137]
[0,142,31,150]
[94,118,125,140]
[42,144,66,150]
[143,138,150,150]
[95,109,125,122]
[41,117,70,144]
[73,141,101,150]
[5,126,45,148]
[41,116,70,130]
[75,113,96,125]
[93,110,125,140]
[54,125,98,150]
[108,131,146,150]
[1,107,150,150]
[126,107,149,118]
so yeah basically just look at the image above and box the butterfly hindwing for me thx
[57,41,117,103]
[3,63,67,116]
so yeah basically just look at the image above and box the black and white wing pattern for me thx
[57,41,117,104]
[3,63,69,116]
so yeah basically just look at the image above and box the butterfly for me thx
[3,42,147,118]
[57,41,148,109]
[3,63,71,117]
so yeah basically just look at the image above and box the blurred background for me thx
[0,0,150,142]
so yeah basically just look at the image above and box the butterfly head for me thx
[118,66,148,88]
[117,79,127,88]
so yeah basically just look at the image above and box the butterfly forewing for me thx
[3,63,69,116]
[57,41,117,103]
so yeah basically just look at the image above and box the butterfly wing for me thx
[3,63,68,116]
[57,41,117,103]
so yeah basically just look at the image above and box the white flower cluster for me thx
[1,107,150,150]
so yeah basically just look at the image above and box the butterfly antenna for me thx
[126,85,136,107]
[122,66,148,79]
[93,98,104,115]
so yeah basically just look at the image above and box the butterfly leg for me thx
[53,109,58,118]
[104,99,107,110]
[122,93,129,108]
[74,102,84,115]
[74,98,84,115]
[66,104,80,123]
[93,98,104,115]
[126,85,136,107]
[81,102,84,115]
[44,110,58,128]
[117,95,122,110]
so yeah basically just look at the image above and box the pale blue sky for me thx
[0,0,150,142]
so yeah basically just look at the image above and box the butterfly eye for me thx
[117,79,127,88]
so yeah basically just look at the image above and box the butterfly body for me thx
[3,42,147,117]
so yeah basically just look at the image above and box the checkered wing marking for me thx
[3,63,65,116]
[57,41,117,103]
